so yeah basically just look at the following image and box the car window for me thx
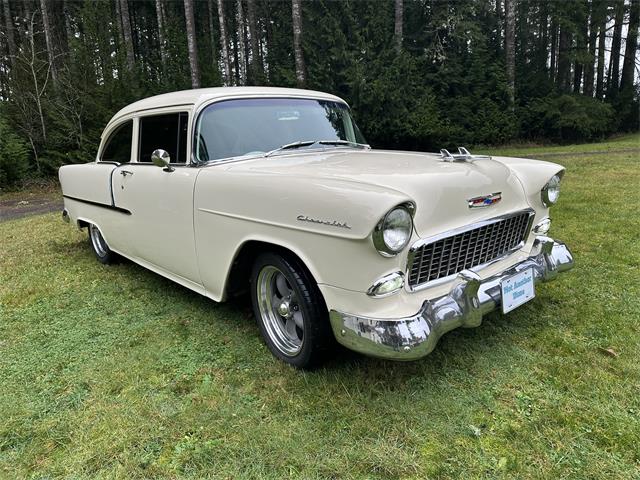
[101,120,133,163]
[194,98,367,162]
[138,112,188,164]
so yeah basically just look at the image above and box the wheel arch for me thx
[224,239,324,302]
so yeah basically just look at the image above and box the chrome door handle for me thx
[120,170,134,176]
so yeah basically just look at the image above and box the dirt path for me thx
[0,196,63,223]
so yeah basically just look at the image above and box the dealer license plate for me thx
[501,268,535,314]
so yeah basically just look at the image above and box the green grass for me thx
[1,139,639,479]
[477,132,640,157]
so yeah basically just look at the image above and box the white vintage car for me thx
[59,87,573,368]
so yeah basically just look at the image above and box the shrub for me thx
[522,94,615,143]
[0,117,30,187]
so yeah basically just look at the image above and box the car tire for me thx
[88,223,118,265]
[250,252,334,369]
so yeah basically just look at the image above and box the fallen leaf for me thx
[598,347,619,358]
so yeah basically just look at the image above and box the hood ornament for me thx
[468,192,502,208]
[440,147,491,163]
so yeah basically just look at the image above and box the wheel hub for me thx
[277,301,291,318]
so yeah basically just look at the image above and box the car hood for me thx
[224,148,532,238]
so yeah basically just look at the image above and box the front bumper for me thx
[329,236,574,360]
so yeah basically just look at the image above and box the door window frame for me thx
[137,110,190,165]
[97,117,136,164]
[132,106,193,166]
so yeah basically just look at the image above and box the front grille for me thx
[408,211,533,288]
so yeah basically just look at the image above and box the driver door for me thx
[112,110,202,287]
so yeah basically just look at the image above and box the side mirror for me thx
[151,149,174,172]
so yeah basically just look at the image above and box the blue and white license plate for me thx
[501,268,535,314]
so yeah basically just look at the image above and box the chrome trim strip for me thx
[406,209,535,292]
[330,236,574,361]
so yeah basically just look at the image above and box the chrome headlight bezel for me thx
[541,173,562,207]
[372,203,415,257]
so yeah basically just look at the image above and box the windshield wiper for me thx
[265,139,370,157]
[264,140,316,157]
[318,140,370,149]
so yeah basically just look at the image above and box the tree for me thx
[291,0,305,86]
[183,0,200,88]
[394,0,403,53]
[155,0,167,67]
[556,23,572,92]
[583,0,599,97]
[217,0,232,84]
[246,0,263,83]
[620,0,640,94]
[607,0,624,96]
[235,0,246,84]
[39,0,57,86]
[505,0,516,107]
[118,0,135,70]
[2,0,16,62]
[595,3,607,99]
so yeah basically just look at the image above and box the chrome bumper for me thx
[329,236,574,360]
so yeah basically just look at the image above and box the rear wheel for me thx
[250,252,333,369]
[88,223,117,264]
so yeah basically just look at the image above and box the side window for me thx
[138,112,189,164]
[101,121,133,162]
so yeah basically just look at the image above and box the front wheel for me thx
[250,252,333,369]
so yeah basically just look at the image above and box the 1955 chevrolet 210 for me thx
[59,87,574,368]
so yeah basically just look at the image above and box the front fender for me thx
[492,156,565,210]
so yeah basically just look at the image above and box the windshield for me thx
[194,98,367,162]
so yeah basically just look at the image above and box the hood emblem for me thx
[468,192,502,208]
[297,215,351,229]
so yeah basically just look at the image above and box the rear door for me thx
[112,109,202,285]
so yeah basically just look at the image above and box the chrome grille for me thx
[408,211,533,288]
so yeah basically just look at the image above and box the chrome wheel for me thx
[89,224,108,258]
[256,265,304,356]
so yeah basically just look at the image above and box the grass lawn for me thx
[1,136,639,479]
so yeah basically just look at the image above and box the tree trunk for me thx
[394,0,403,53]
[573,16,588,94]
[62,0,73,46]
[235,0,246,84]
[246,0,262,83]
[155,0,167,66]
[2,0,16,62]
[595,8,606,99]
[39,0,57,86]
[549,17,558,81]
[505,0,516,108]
[556,25,572,92]
[183,0,201,88]
[119,0,135,70]
[583,1,598,97]
[607,0,624,96]
[620,0,640,93]
[539,1,549,70]
[291,0,305,86]
[217,0,232,84]
[207,0,217,72]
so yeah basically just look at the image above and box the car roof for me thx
[107,86,346,128]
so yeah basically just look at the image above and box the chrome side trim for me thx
[330,236,574,361]
[406,209,535,292]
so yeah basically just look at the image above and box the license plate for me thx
[501,268,535,314]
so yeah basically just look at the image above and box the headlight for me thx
[373,205,414,256]
[541,174,562,206]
